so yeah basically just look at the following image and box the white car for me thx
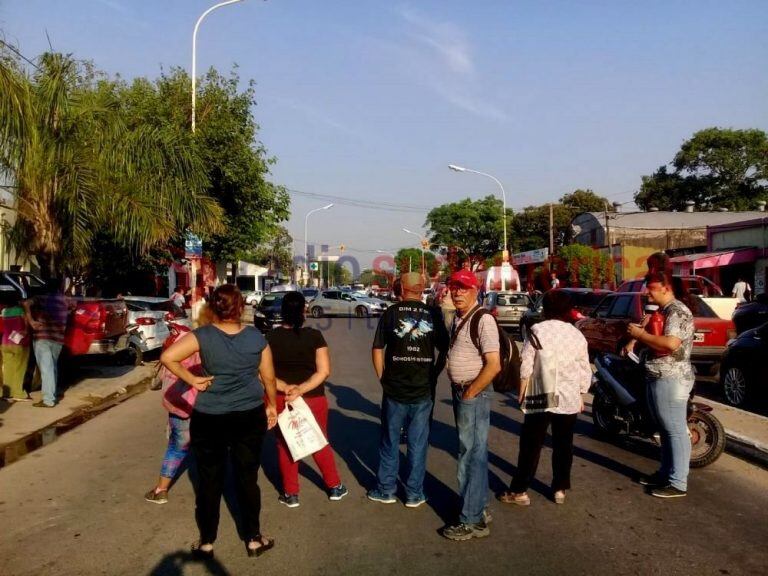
[242,290,264,305]
[308,290,385,318]
[123,296,190,361]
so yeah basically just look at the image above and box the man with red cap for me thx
[441,269,501,541]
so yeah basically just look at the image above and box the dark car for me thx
[253,293,285,333]
[519,288,612,340]
[483,291,532,332]
[719,321,768,407]
[732,293,768,335]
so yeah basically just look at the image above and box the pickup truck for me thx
[0,271,131,358]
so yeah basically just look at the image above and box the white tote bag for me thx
[277,396,329,461]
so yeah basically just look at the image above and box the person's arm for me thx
[433,308,449,377]
[627,323,682,354]
[517,336,535,403]
[285,346,331,402]
[372,347,385,380]
[160,333,213,391]
[258,345,278,430]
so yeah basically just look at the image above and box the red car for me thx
[576,292,735,377]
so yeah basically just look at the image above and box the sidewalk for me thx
[1,361,766,470]
[0,362,156,468]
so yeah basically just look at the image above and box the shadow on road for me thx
[147,550,231,576]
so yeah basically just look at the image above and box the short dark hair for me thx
[281,291,306,334]
[646,252,671,275]
[542,289,573,322]
[209,284,243,321]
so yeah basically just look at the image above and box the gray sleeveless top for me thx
[193,324,266,414]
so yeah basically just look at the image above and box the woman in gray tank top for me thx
[161,284,278,559]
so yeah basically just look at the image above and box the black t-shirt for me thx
[372,301,449,403]
[266,327,328,397]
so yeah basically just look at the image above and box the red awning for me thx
[669,248,760,270]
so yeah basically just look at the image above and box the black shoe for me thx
[651,485,687,499]
[278,493,300,508]
[638,472,667,487]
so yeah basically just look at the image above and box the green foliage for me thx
[556,244,613,288]
[395,248,440,277]
[358,269,391,287]
[425,196,510,267]
[560,189,612,213]
[635,128,768,211]
[246,225,293,276]
[324,262,352,286]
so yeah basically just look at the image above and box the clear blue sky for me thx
[2,1,767,269]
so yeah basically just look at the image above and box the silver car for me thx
[483,291,533,331]
[308,290,384,318]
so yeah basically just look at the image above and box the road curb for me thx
[725,431,768,469]
[0,375,153,470]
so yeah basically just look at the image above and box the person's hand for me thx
[28,319,43,331]
[621,341,635,357]
[627,323,644,340]
[189,375,214,392]
[580,397,585,413]
[461,387,477,401]
[285,385,303,403]
[266,404,278,430]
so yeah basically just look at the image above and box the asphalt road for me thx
[0,316,767,576]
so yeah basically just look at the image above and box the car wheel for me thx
[311,307,323,318]
[122,343,143,366]
[722,365,750,407]
[355,306,369,318]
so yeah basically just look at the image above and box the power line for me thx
[286,188,431,213]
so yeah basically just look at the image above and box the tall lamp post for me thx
[448,164,509,263]
[402,228,427,277]
[192,0,246,132]
[304,203,334,286]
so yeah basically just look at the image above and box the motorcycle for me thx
[591,352,725,467]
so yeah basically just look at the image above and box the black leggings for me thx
[190,406,267,544]
[511,412,577,493]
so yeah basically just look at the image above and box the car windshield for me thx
[496,294,529,306]
[260,295,283,307]
[570,291,610,310]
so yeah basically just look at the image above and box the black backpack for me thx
[467,309,522,393]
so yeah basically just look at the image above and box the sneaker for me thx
[278,493,300,508]
[366,489,396,504]
[441,522,490,541]
[651,485,687,499]
[638,472,667,487]
[482,508,493,524]
[328,484,349,501]
[144,489,168,504]
[32,401,55,408]
[404,495,427,508]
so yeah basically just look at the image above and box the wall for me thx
[710,226,768,251]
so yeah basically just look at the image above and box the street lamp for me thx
[192,0,246,132]
[304,203,334,286]
[448,163,509,262]
[402,228,427,276]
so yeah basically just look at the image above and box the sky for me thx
[2,0,767,270]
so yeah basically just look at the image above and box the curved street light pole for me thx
[448,164,508,262]
[304,203,334,286]
[402,228,427,277]
[192,0,245,132]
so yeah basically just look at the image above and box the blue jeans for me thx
[647,374,692,491]
[452,386,491,524]
[375,395,432,500]
[160,415,191,479]
[34,339,63,406]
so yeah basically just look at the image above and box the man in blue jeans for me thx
[627,271,695,498]
[442,269,500,540]
[369,272,448,508]
[23,278,70,408]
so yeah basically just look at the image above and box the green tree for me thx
[425,196,510,268]
[358,268,391,288]
[560,189,612,213]
[635,127,768,211]
[510,203,573,252]
[0,51,222,278]
[556,244,613,288]
[325,262,352,287]
[247,225,293,276]
[395,248,439,277]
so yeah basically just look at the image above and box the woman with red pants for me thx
[266,291,347,508]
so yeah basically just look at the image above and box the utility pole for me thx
[549,203,554,255]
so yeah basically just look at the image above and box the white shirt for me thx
[732,281,750,303]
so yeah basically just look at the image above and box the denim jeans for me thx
[375,395,432,500]
[452,386,491,524]
[34,339,63,406]
[647,374,692,491]
[160,415,191,479]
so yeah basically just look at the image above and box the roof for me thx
[575,211,768,230]
[669,248,760,269]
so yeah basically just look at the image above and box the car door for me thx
[323,290,341,314]
[601,294,637,353]
[339,292,356,315]
[579,295,615,351]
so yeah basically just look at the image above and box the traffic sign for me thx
[309,262,319,271]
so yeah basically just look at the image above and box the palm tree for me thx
[0,51,223,279]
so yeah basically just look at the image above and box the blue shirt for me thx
[193,324,266,414]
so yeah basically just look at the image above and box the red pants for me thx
[275,394,341,495]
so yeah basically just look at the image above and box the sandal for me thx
[191,541,214,560]
[497,491,530,506]
[246,535,275,558]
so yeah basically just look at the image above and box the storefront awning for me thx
[669,248,760,271]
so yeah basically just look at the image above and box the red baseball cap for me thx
[448,269,479,289]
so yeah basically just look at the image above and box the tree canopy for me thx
[635,128,768,211]
[395,248,440,277]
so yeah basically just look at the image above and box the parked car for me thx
[122,296,190,364]
[719,321,768,407]
[242,290,264,306]
[618,275,724,297]
[732,293,768,335]
[253,292,285,333]
[483,291,532,332]
[301,288,319,303]
[575,292,736,377]
[519,288,612,341]
[308,290,385,318]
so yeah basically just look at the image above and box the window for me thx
[497,294,530,306]
[593,296,614,318]
[323,291,340,300]
[608,296,634,318]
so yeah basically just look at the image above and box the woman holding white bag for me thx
[266,290,347,509]
[498,289,592,506]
